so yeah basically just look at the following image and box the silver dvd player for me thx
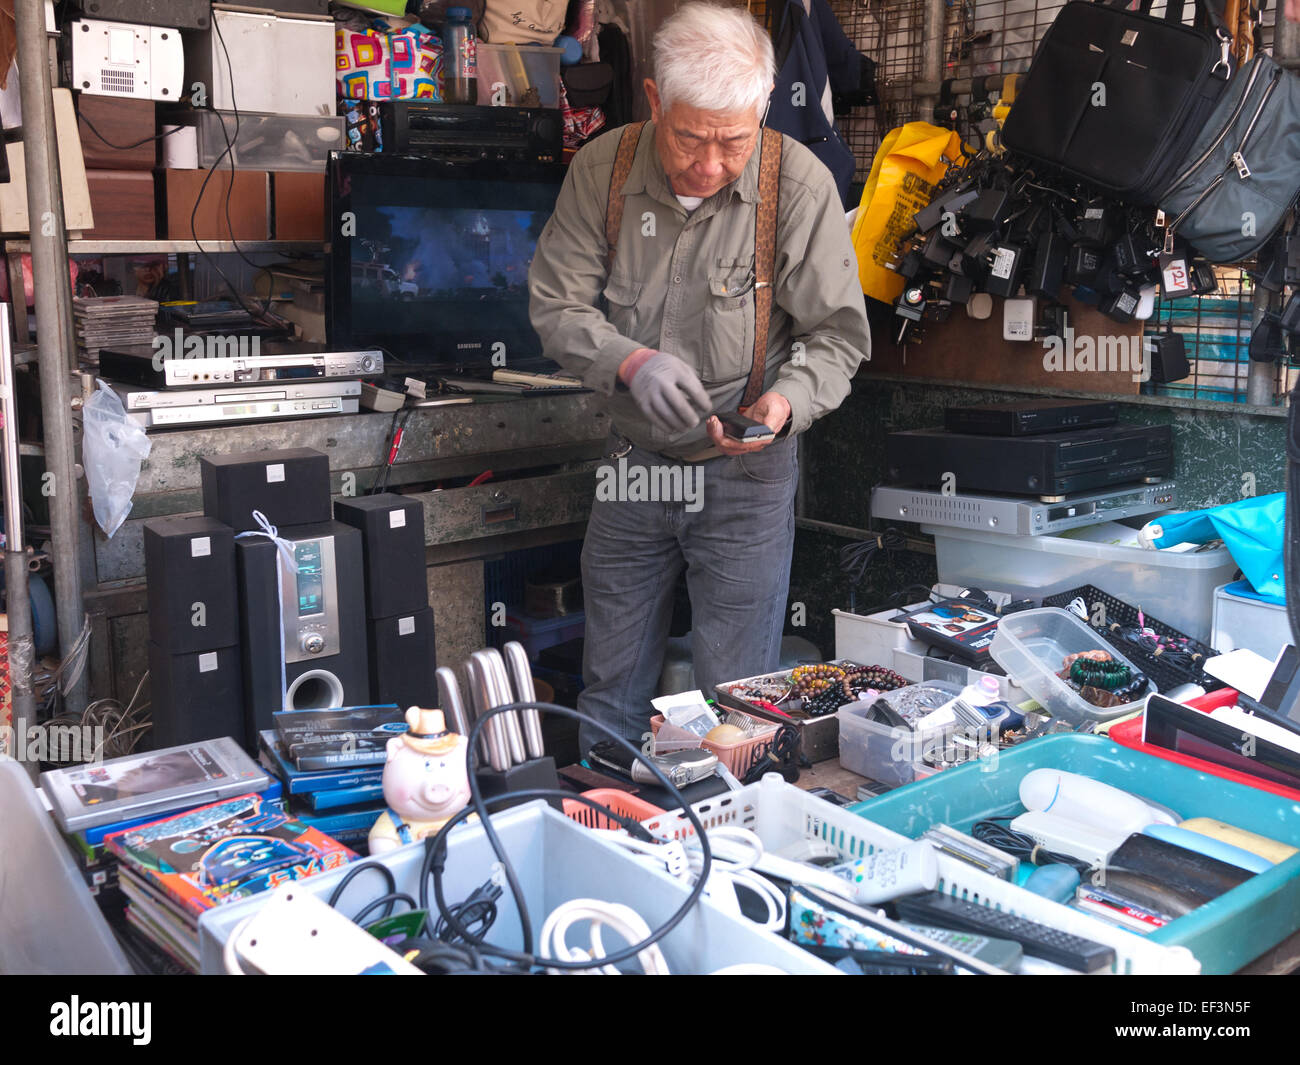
[99,342,383,388]
[115,379,360,410]
[870,481,1177,536]
[122,392,360,429]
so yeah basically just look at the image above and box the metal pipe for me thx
[15,0,88,714]
[917,0,947,116]
[0,304,39,781]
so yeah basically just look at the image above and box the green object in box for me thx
[850,733,1300,975]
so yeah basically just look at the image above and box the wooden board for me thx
[865,290,1144,396]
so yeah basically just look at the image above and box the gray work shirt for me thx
[528,120,871,459]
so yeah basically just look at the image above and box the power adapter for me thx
[1099,287,1140,323]
[913,186,979,235]
[1066,244,1103,286]
[984,242,1025,298]
[1038,300,1068,338]
[920,230,959,269]
[1190,259,1218,295]
[1027,231,1066,300]
[1077,202,1114,246]
[1144,332,1189,383]
[964,187,1010,231]
[896,247,928,283]
[942,272,974,304]
[1249,316,1288,362]
[1003,295,1035,341]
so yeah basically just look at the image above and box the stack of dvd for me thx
[73,295,158,362]
[257,705,405,848]
[104,792,356,971]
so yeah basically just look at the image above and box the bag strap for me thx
[605,121,646,273]
[742,126,784,411]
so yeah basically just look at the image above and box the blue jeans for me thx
[577,436,799,754]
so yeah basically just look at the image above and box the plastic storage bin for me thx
[196,110,345,171]
[923,520,1239,643]
[562,788,664,830]
[0,759,132,974]
[852,733,1300,974]
[649,714,779,777]
[1109,687,1300,802]
[835,680,966,787]
[502,608,585,660]
[198,800,835,974]
[641,774,1197,974]
[1212,580,1291,660]
[476,43,562,108]
[990,607,1151,723]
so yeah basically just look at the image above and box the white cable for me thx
[681,827,787,933]
[538,899,671,975]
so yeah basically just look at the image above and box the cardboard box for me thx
[76,96,157,170]
[0,89,93,234]
[161,168,269,240]
[85,170,156,240]
[271,172,324,241]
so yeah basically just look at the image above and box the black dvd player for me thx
[944,398,1119,436]
[885,424,1172,498]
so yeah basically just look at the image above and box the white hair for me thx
[652,3,775,120]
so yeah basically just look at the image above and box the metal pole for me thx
[917,0,947,116]
[15,0,88,714]
[0,304,39,781]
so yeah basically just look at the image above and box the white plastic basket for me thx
[639,775,1201,975]
[197,800,837,975]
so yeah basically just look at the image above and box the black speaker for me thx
[147,642,244,750]
[75,0,213,29]
[236,520,369,746]
[201,448,331,533]
[334,493,428,619]
[367,606,436,709]
[144,515,239,653]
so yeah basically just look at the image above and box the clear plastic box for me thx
[196,110,345,172]
[923,519,1239,643]
[1212,580,1291,661]
[835,680,965,786]
[989,607,1151,723]
[475,43,562,108]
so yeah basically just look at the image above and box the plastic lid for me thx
[446,6,472,17]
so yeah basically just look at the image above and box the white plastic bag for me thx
[82,380,151,538]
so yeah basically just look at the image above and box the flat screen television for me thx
[326,151,568,373]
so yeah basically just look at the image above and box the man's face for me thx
[645,79,761,200]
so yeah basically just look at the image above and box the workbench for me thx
[83,391,609,706]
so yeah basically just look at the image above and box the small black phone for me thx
[716,411,775,442]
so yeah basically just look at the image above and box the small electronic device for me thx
[1094,833,1254,919]
[114,380,361,412]
[380,103,563,164]
[870,480,1177,536]
[225,887,421,975]
[587,741,719,788]
[893,890,1116,972]
[892,597,1001,665]
[124,393,359,429]
[716,411,776,442]
[827,841,940,904]
[70,18,183,101]
[40,737,268,833]
[1001,295,1036,341]
[1019,767,1177,835]
[280,536,341,663]
[1008,809,1126,867]
[899,923,1024,971]
[920,824,1019,881]
[944,398,1119,437]
[99,342,383,389]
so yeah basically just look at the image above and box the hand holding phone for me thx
[716,411,776,442]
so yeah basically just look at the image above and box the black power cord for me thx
[971,817,1094,877]
[76,111,187,151]
[839,528,908,590]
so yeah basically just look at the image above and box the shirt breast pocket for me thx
[602,275,643,339]
[700,272,754,386]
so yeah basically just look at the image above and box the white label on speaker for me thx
[398,616,415,636]
[389,510,406,529]
[198,651,219,673]
[266,463,286,483]
[191,536,211,558]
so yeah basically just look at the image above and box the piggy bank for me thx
[369,706,472,854]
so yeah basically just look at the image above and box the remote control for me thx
[900,922,1024,972]
[894,891,1115,972]
[829,842,940,904]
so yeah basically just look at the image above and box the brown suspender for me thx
[604,123,783,413]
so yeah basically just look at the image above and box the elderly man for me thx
[529,2,870,753]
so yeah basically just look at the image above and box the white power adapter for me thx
[1002,296,1036,341]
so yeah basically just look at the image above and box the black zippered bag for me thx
[1001,0,1232,204]
[1157,53,1300,263]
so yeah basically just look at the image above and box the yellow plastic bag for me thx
[850,122,965,304]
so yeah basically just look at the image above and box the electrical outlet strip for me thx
[1009,810,1127,868]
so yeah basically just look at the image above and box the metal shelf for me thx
[4,239,324,255]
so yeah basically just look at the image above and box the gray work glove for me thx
[626,351,712,434]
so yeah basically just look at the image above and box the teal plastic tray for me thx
[851,733,1300,974]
